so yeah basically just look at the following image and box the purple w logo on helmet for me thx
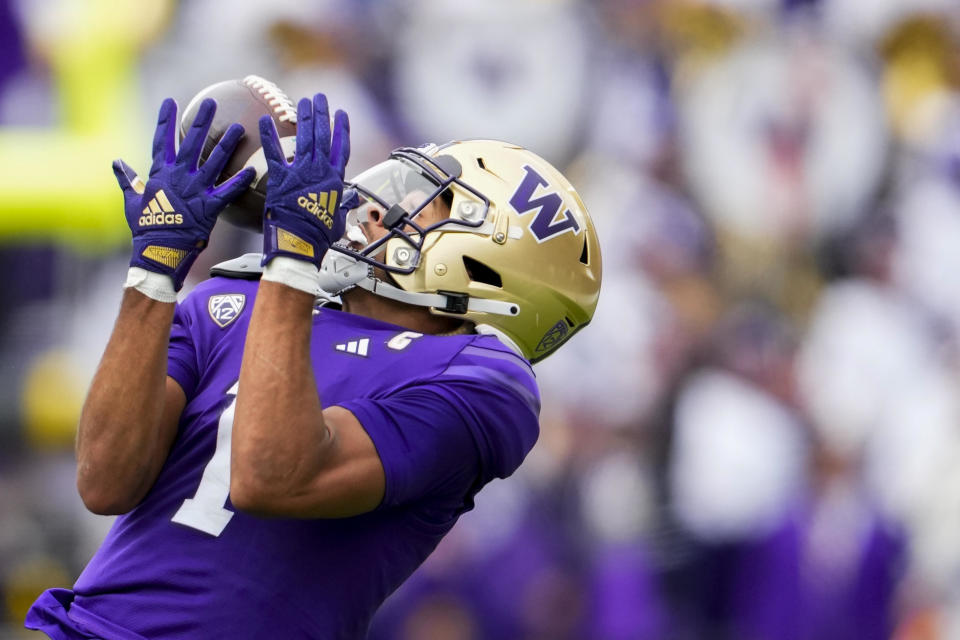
[509,165,582,243]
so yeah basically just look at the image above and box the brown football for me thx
[179,75,297,231]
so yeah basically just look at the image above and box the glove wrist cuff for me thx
[124,267,178,303]
[262,221,329,269]
[130,238,203,290]
[261,257,321,295]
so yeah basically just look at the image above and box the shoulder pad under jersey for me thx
[209,253,264,280]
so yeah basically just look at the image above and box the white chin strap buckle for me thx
[317,252,370,295]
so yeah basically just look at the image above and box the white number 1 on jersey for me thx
[171,381,238,536]
[170,327,421,537]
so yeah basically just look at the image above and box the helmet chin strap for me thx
[318,251,519,317]
[354,277,519,316]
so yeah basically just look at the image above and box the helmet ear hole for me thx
[580,238,589,265]
[440,188,454,210]
[462,256,502,288]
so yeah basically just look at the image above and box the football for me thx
[179,75,297,231]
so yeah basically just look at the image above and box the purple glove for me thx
[259,93,350,268]
[113,97,255,290]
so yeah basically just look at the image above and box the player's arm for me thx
[76,293,184,514]
[76,98,254,515]
[231,281,385,518]
[230,94,383,518]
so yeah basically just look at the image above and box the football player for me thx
[25,93,601,639]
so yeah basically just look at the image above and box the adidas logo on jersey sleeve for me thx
[335,338,369,357]
[139,189,183,226]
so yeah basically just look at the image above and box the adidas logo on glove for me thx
[139,189,184,226]
[298,191,337,229]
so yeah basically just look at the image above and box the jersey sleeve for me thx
[167,301,200,399]
[337,341,540,510]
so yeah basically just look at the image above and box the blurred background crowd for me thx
[1,0,960,638]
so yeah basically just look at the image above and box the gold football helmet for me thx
[319,139,602,363]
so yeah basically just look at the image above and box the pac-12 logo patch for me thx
[208,294,246,328]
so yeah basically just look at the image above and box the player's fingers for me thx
[330,109,350,178]
[112,159,132,193]
[331,196,347,241]
[295,97,314,163]
[199,123,245,187]
[112,159,146,195]
[259,114,285,168]
[151,98,178,173]
[341,187,360,212]
[180,98,216,171]
[313,94,332,164]
[212,167,256,202]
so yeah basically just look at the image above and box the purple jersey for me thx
[26,275,540,640]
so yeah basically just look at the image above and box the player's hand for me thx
[113,97,255,290]
[259,93,350,268]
